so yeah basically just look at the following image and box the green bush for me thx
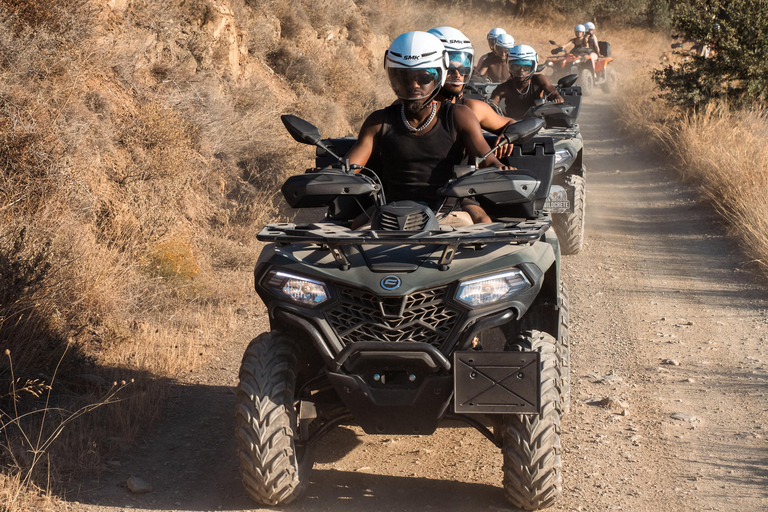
[654,0,768,109]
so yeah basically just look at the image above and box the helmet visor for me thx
[509,60,535,77]
[387,67,441,100]
[446,51,473,85]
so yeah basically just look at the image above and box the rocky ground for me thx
[63,92,768,512]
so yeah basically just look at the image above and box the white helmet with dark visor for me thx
[385,31,448,101]
[428,26,474,86]
[508,44,539,78]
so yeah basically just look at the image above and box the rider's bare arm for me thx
[535,75,564,103]
[464,98,516,157]
[346,110,384,170]
[452,103,505,169]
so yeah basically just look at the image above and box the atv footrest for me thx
[453,351,540,414]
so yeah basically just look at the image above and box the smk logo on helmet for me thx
[428,26,475,86]
[385,31,448,102]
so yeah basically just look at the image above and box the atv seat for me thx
[598,41,611,58]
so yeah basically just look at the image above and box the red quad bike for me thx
[544,40,617,96]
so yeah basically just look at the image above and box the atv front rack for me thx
[258,220,550,270]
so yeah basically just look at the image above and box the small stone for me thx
[662,359,681,366]
[127,476,153,494]
[621,409,629,416]
[592,396,626,409]
[236,308,248,317]
[670,412,700,424]
[685,378,695,383]
[355,466,371,472]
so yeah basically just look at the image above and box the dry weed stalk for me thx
[1,347,129,511]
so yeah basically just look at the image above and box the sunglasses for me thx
[447,64,471,75]
[509,64,534,73]
[398,69,438,85]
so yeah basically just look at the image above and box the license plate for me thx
[544,185,572,213]
[454,351,540,414]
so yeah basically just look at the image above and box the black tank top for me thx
[377,101,464,208]
[504,80,543,119]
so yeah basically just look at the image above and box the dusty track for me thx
[67,92,768,512]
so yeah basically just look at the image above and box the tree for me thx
[654,0,768,109]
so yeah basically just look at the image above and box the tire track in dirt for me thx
[66,92,767,512]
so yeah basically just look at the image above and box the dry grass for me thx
[614,71,768,274]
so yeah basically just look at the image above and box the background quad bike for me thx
[543,40,617,96]
[464,74,587,255]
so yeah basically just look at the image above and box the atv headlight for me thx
[456,270,531,307]
[265,271,329,306]
[554,149,572,165]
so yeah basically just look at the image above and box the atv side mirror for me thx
[503,118,546,144]
[557,74,578,88]
[551,47,564,55]
[281,114,348,170]
[549,39,557,45]
[536,63,546,73]
[281,115,322,145]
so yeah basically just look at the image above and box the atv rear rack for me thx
[258,220,550,270]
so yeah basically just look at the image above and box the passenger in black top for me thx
[490,44,563,120]
[346,31,509,225]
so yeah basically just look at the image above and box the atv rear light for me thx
[554,149,572,165]
[268,271,329,306]
[455,270,530,307]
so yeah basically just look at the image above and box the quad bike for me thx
[236,115,571,510]
[523,74,586,255]
[544,40,617,96]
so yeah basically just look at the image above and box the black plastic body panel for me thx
[281,172,376,208]
[327,372,453,434]
[454,351,540,414]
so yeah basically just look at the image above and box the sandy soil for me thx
[64,91,768,512]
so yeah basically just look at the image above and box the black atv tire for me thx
[552,174,586,255]
[601,67,618,94]
[501,330,562,510]
[578,68,594,96]
[558,285,571,415]
[236,330,312,506]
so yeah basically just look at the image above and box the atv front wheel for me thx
[558,285,571,415]
[578,69,594,96]
[501,331,562,509]
[552,174,586,255]
[601,67,618,94]
[236,330,313,506]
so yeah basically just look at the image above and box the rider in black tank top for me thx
[377,101,465,209]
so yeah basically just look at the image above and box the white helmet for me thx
[428,26,475,86]
[385,31,449,102]
[493,33,515,59]
[487,27,506,51]
[584,22,595,31]
[574,24,586,34]
[508,44,539,79]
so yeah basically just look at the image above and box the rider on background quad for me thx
[490,44,564,119]
[561,24,599,77]
[345,31,510,225]
[427,26,517,158]
[475,33,515,82]
[584,22,601,55]
[475,27,506,71]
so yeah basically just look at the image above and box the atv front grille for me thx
[378,210,430,231]
[327,285,460,349]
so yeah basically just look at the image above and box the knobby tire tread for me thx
[502,330,562,510]
[552,174,586,255]
[236,330,310,506]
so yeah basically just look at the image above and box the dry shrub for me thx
[615,71,768,274]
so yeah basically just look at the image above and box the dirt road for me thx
[68,92,768,512]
